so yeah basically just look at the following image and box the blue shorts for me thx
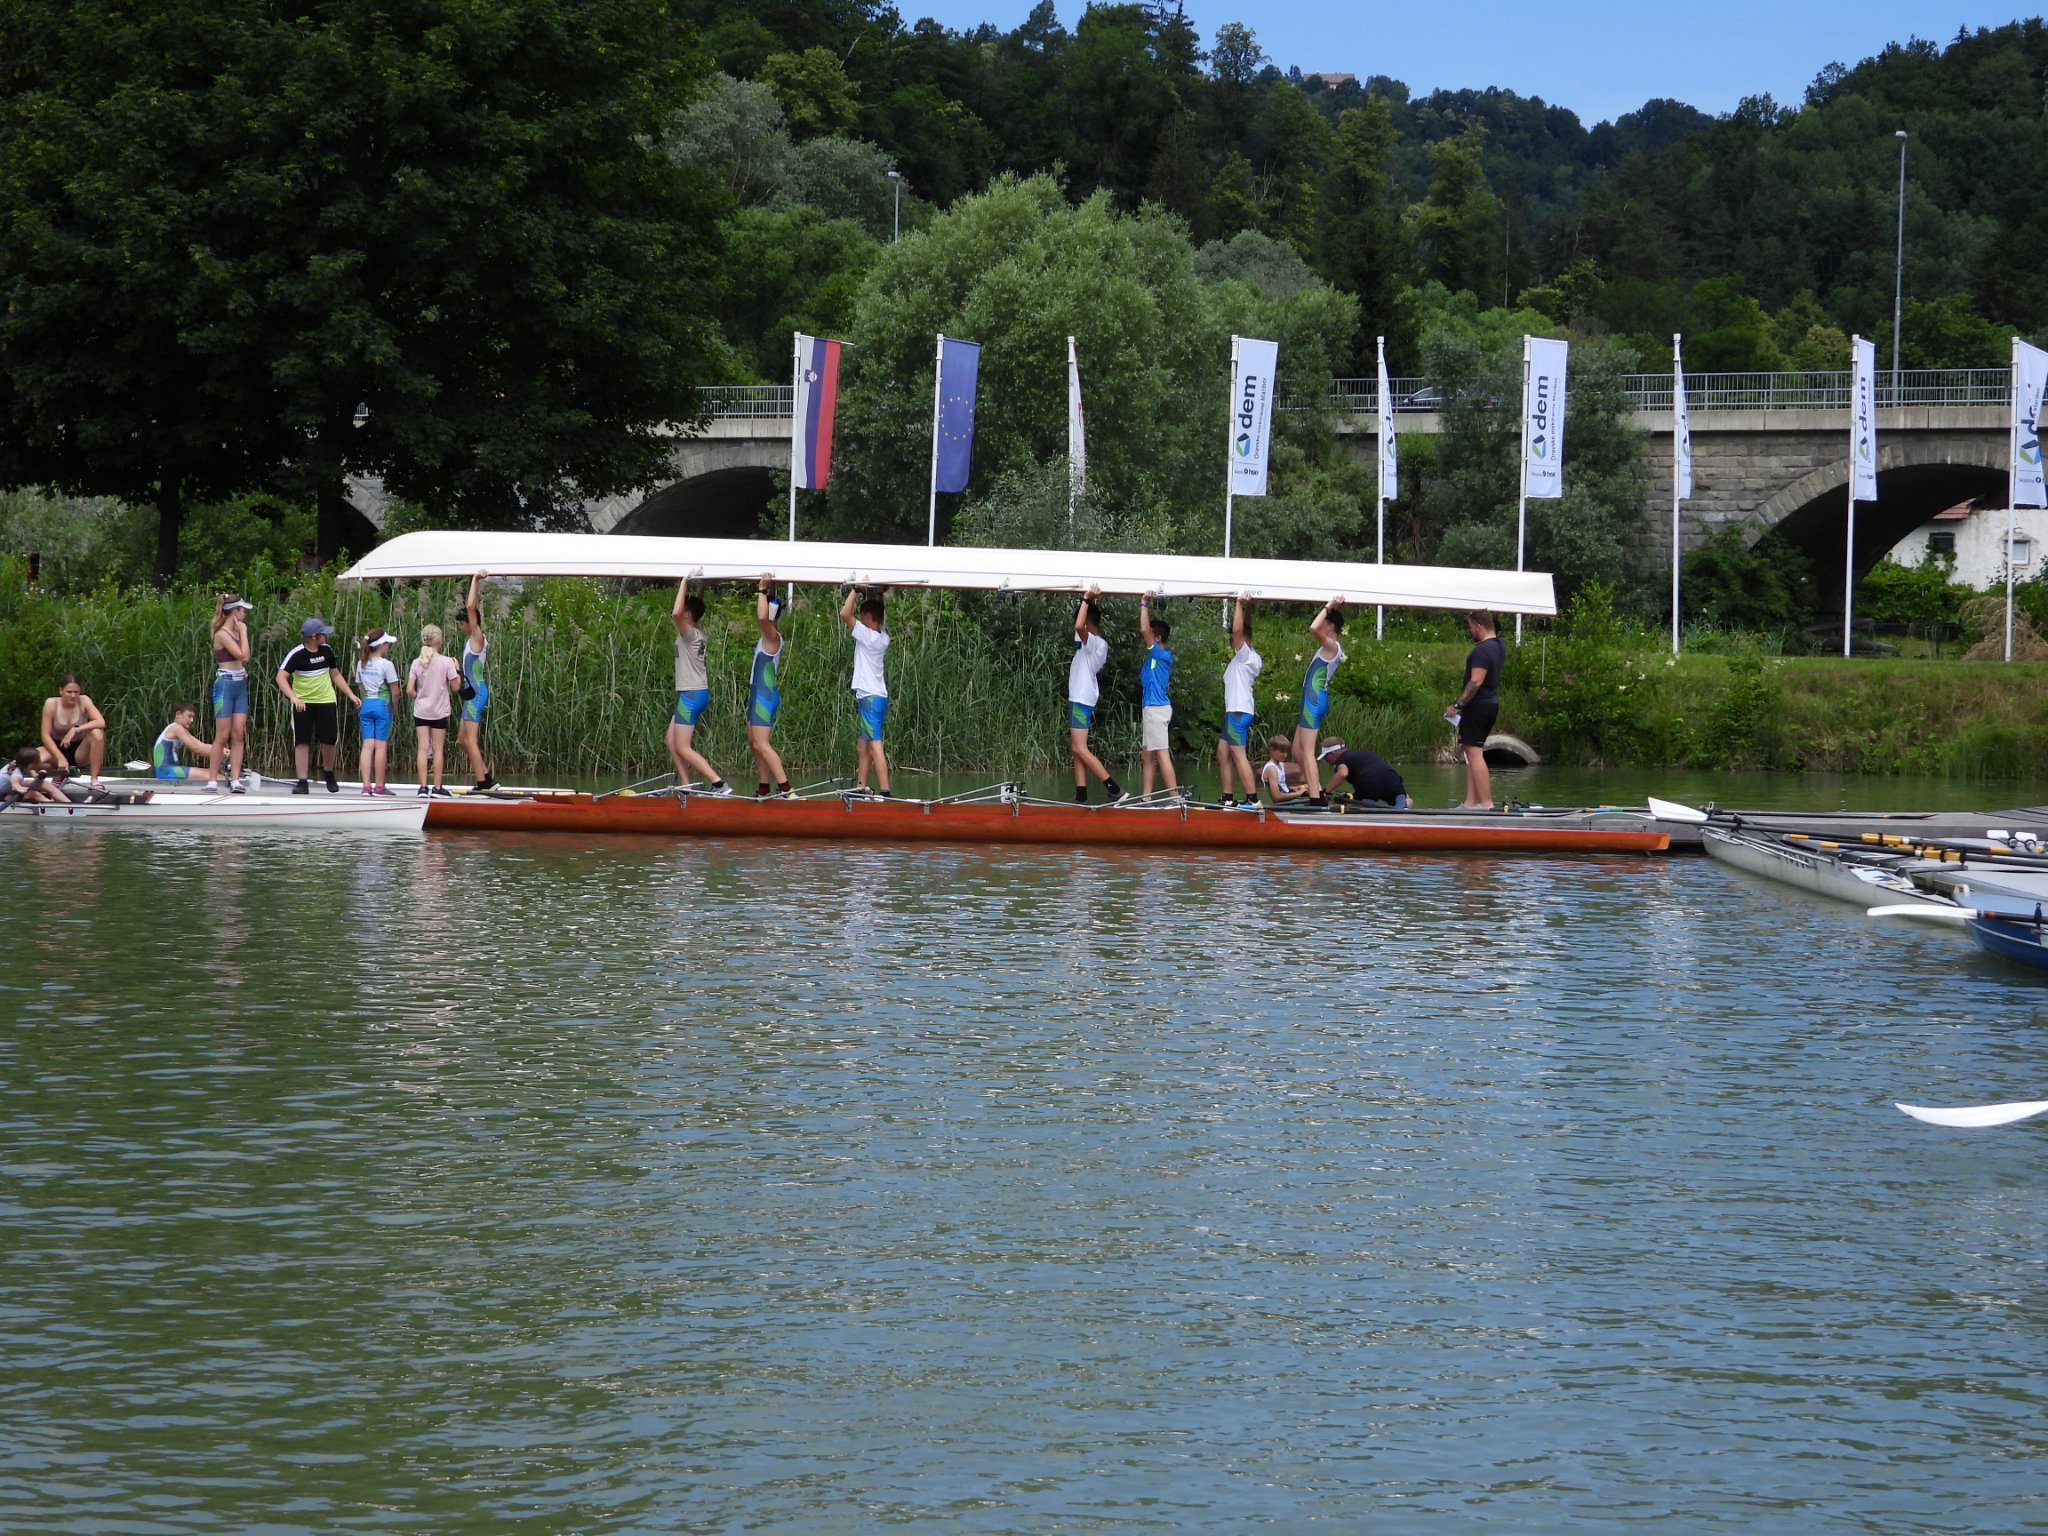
[360,698,392,742]
[461,683,488,725]
[153,761,192,780]
[856,693,888,742]
[749,689,780,729]
[211,673,249,718]
[1221,711,1253,747]
[1067,701,1094,731]
[674,689,710,727]
[1298,693,1331,732]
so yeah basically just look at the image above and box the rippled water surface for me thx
[4,801,2047,1534]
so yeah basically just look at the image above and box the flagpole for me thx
[1517,337,1531,645]
[1671,333,1683,656]
[1845,335,1859,660]
[2009,335,2021,663]
[928,332,943,548]
[1224,335,1238,559]
[788,332,802,545]
[1376,335,1387,641]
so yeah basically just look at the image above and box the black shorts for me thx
[292,701,339,747]
[414,714,450,732]
[1458,701,1499,747]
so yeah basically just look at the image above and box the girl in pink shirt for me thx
[407,624,463,796]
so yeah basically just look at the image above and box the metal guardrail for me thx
[700,369,2013,421]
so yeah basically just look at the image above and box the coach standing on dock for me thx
[1448,611,1505,811]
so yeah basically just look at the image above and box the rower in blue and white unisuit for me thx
[1066,583,1123,805]
[841,585,891,799]
[1137,592,1176,798]
[152,701,218,780]
[1217,594,1262,808]
[1292,596,1346,801]
[748,573,791,797]
[666,577,729,794]
[452,570,496,793]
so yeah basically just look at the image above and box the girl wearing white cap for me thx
[208,593,254,791]
[355,629,401,795]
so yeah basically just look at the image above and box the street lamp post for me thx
[887,169,902,242]
[1891,129,1908,397]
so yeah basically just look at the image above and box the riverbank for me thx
[7,559,2047,782]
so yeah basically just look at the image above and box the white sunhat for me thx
[363,629,397,648]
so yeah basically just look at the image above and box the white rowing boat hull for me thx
[1702,827,1948,908]
[1,794,427,831]
[339,531,1559,615]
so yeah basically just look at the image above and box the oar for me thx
[1646,795,1708,824]
[1896,1099,2048,1128]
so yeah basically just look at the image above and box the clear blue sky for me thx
[904,2,2037,124]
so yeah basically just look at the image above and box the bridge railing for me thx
[701,369,2013,421]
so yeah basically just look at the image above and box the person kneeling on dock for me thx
[1317,740,1409,808]
[841,586,892,799]
[1066,584,1125,805]
[1259,734,1309,805]
[152,702,220,781]
[667,578,730,795]
[749,573,792,798]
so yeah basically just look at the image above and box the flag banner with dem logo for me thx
[1228,336,1278,497]
[1523,336,1568,500]
[1850,334,1878,503]
[2015,339,2048,508]
[792,333,842,491]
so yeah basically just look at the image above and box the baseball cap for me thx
[300,617,333,638]
[1318,741,1346,761]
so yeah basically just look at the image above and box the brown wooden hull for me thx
[424,792,1670,854]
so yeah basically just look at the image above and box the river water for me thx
[4,769,2047,1534]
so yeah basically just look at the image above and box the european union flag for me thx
[934,336,980,494]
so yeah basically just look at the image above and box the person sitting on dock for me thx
[5,745,71,804]
[41,675,107,786]
[1317,740,1409,808]
[1217,595,1261,808]
[1259,734,1309,805]
[1291,598,1345,800]
[1137,592,1177,799]
[1066,584,1124,805]
[841,585,892,799]
[151,701,220,780]
[748,573,792,798]
[667,578,731,795]
[1447,610,1505,811]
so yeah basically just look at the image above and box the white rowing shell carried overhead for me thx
[340,531,1558,615]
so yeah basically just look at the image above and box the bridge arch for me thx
[1739,437,2008,598]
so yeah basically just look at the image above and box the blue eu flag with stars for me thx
[934,336,980,494]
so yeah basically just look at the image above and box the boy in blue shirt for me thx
[1138,592,1177,799]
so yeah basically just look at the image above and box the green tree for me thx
[1321,98,1411,367]
[759,47,862,138]
[1,0,730,576]
[1411,124,1500,301]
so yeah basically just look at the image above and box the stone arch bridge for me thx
[607,374,2015,601]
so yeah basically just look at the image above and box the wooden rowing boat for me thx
[422,789,1668,853]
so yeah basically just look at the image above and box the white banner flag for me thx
[1377,338,1398,502]
[2014,338,2048,509]
[1672,338,1694,501]
[1850,334,1879,503]
[1067,335,1086,501]
[1523,337,1567,500]
[1228,336,1279,497]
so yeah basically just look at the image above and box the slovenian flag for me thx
[793,332,842,491]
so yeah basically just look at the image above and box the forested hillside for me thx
[683,1,2045,378]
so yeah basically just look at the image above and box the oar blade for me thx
[1646,795,1709,824]
[1896,1099,2048,1128]
[1866,904,1975,923]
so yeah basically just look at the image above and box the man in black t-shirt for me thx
[1446,610,1505,810]
[1316,740,1409,808]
